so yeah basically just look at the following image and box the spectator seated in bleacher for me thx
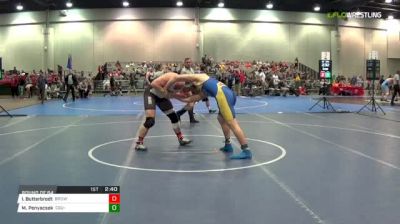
[86,80,92,97]
[278,79,300,97]
[52,58,317,97]
[242,72,262,96]
[104,77,123,97]
[318,80,329,95]
[104,75,120,96]
[78,81,88,99]
[268,77,281,96]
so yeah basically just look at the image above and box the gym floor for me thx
[0,95,399,224]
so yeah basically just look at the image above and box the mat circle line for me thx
[88,134,286,173]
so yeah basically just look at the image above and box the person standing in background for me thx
[381,76,394,102]
[10,73,19,98]
[391,70,400,106]
[25,74,33,98]
[178,57,199,123]
[18,74,26,98]
[63,72,77,102]
[379,75,385,94]
[176,58,216,123]
[37,73,47,104]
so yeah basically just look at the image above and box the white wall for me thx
[387,19,400,59]
[0,25,44,71]
[202,22,331,71]
[338,27,388,77]
[53,22,94,72]
[94,21,153,64]
[0,7,398,79]
[0,8,198,72]
[200,8,333,25]
[93,20,196,63]
[0,11,46,26]
[289,24,331,71]
[202,22,290,62]
[387,59,400,76]
[1,19,197,72]
[364,29,387,76]
[0,8,195,26]
[338,27,365,76]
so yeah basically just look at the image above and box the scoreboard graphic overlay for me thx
[17,186,120,213]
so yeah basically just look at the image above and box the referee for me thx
[177,58,216,123]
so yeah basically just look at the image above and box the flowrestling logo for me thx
[327,11,382,19]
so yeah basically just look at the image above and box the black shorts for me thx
[202,97,209,102]
[143,88,173,112]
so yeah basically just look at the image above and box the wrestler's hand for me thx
[158,88,169,98]
[179,97,191,103]
[163,92,171,99]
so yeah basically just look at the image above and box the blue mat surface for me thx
[1,95,398,116]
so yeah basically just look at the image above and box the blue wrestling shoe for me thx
[219,144,233,153]
[230,149,252,160]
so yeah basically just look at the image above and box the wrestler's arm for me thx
[176,92,205,103]
[164,75,196,92]
[171,91,189,99]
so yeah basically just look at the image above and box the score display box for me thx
[109,194,120,204]
[109,204,120,213]
[17,186,120,213]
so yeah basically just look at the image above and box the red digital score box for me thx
[108,194,120,213]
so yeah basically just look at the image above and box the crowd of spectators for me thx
[2,57,398,102]
[2,67,93,102]
[92,57,313,97]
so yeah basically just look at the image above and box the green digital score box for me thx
[109,194,120,213]
[109,204,120,213]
